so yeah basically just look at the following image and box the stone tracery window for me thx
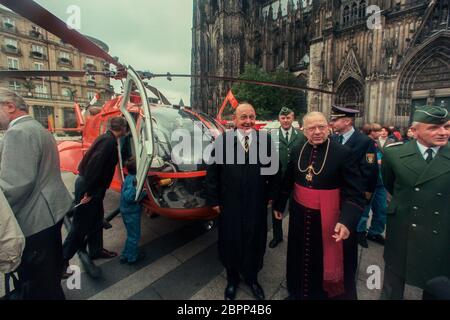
[351,3,358,20]
[359,0,366,19]
[343,5,350,25]
[341,1,367,27]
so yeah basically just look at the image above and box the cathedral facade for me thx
[191,0,450,127]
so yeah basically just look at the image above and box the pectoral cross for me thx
[305,165,314,182]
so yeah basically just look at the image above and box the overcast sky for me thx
[32,0,193,105]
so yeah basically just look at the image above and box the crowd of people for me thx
[1,87,449,300]
[205,102,450,301]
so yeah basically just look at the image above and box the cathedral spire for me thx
[268,3,274,20]
[277,0,283,19]
[193,0,198,27]
[288,0,295,15]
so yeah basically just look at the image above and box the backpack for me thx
[0,188,25,274]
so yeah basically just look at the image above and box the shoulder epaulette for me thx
[385,142,403,148]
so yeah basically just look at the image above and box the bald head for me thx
[302,112,330,145]
[234,103,256,131]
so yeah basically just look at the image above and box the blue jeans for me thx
[357,185,387,235]
[121,210,141,262]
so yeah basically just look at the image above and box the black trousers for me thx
[63,176,105,261]
[271,210,283,241]
[381,265,406,299]
[15,221,65,300]
[226,268,258,286]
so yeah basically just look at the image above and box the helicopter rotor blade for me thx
[142,73,336,95]
[0,70,114,78]
[143,83,171,105]
[0,0,123,69]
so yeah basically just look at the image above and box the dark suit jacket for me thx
[78,130,119,196]
[333,129,379,193]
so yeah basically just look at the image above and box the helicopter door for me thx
[120,67,155,200]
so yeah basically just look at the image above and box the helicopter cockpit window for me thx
[146,106,217,209]
[150,107,215,172]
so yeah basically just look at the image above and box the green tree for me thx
[231,64,306,120]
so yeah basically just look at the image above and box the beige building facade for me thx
[0,7,113,129]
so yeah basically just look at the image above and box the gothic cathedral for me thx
[191,0,450,126]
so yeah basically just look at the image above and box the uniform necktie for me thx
[338,135,344,144]
[244,135,249,153]
[285,131,289,142]
[425,148,434,164]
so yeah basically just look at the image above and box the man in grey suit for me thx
[0,89,72,299]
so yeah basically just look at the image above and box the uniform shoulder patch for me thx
[366,153,376,164]
[385,142,403,148]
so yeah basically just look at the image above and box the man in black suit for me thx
[205,103,279,301]
[62,116,128,275]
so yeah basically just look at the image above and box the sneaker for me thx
[367,233,385,246]
[356,232,369,248]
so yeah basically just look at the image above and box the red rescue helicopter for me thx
[0,0,335,276]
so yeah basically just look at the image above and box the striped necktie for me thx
[244,136,249,152]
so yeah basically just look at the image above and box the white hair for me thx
[302,111,327,126]
[0,88,29,112]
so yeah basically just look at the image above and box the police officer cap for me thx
[413,105,449,125]
[279,107,294,116]
[330,105,359,119]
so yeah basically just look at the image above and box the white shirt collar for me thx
[341,127,355,144]
[236,129,254,148]
[281,127,293,138]
[8,115,30,129]
[416,141,440,160]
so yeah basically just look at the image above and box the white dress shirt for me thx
[416,141,441,160]
[281,127,293,142]
[236,129,253,150]
[340,127,355,145]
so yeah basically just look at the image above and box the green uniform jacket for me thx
[271,128,305,175]
[381,141,450,288]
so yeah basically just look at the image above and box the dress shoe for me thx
[269,238,283,249]
[367,233,385,246]
[248,282,265,300]
[91,248,118,260]
[356,232,369,248]
[224,283,237,300]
